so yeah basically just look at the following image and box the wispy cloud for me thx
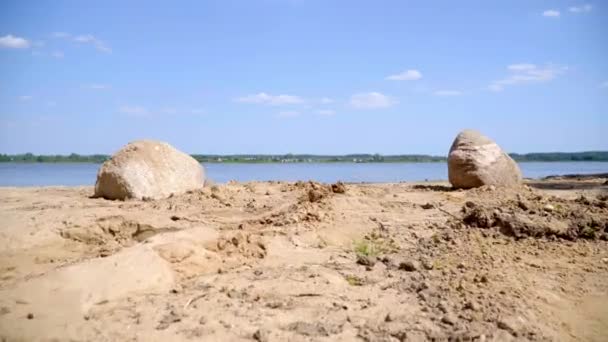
[542,10,560,17]
[434,90,462,96]
[84,84,110,90]
[489,63,567,92]
[19,95,33,101]
[53,32,111,53]
[569,4,592,13]
[319,97,333,104]
[277,110,300,118]
[119,105,148,117]
[349,92,396,109]
[236,92,304,106]
[73,34,111,53]
[386,69,422,81]
[0,34,30,49]
[317,109,336,116]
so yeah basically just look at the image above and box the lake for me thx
[0,162,607,187]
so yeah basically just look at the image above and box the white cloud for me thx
[434,90,462,96]
[277,110,300,118]
[119,106,148,117]
[84,84,110,90]
[569,4,592,13]
[19,95,33,101]
[236,92,304,106]
[386,69,422,81]
[507,64,536,71]
[73,34,111,53]
[489,63,567,92]
[0,34,30,49]
[55,32,111,53]
[349,92,396,109]
[51,50,64,58]
[542,10,560,17]
[317,109,336,116]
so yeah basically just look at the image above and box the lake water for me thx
[0,162,607,187]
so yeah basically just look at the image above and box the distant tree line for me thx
[0,153,109,163]
[1,151,607,163]
[509,151,608,162]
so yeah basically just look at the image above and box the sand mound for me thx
[457,190,608,240]
[0,245,175,341]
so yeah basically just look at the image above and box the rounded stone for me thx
[94,140,205,200]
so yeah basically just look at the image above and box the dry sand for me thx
[0,178,607,341]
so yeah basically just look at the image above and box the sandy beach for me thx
[0,177,607,341]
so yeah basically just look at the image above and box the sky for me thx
[0,0,607,155]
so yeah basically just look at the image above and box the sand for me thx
[0,178,607,341]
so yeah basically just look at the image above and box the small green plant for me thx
[354,239,378,257]
[353,235,399,258]
[345,275,364,286]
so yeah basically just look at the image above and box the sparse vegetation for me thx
[345,274,364,286]
[353,231,399,258]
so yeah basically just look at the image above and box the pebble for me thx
[399,260,419,272]
[26,313,34,320]
[441,314,457,325]
[437,301,449,313]
[463,301,480,311]
[421,203,434,210]
[357,255,377,267]
[253,328,269,342]
[421,258,434,270]
[543,204,555,212]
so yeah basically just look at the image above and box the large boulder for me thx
[448,130,522,189]
[94,140,205,200]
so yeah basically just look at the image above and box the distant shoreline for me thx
[1,152,607,164]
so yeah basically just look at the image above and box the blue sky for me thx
[0,0,607,155]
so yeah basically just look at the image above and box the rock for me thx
[421,203,434,210]
[94,140,205,200]
[399,260,419,272]
[253,328,269,342]
[463,301,480,311]
[26,313,34,320]
[441,314,457,325]
[421,258,434,270]
[543,204,555,212]
[448,130,522,189]
[497,316,524,336]
[356,255,377,267]
[331,181,346,194]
